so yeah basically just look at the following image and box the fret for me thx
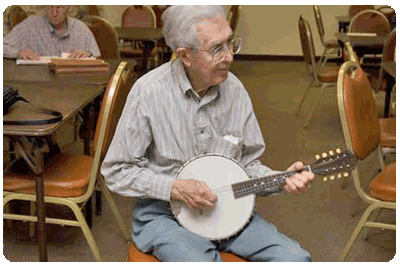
[232,166,311,199]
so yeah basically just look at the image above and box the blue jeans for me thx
[132,199,311,262]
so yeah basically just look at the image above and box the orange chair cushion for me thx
[3,153,92,197]
[370,163,396,202]
[127,242,247,262]
[379,118,396,148]
[317,67,339,83]
[324,39,341,48]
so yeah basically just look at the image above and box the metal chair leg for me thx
[295,83,315,116]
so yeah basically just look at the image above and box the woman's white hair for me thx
[161,5,227,52]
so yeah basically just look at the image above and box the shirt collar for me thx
[43,15,70,38]
[171,59,220,100]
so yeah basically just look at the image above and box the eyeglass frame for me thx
[192,36,242,63]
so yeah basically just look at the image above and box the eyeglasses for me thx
[195,36,242,63]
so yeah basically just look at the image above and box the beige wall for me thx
[7,5,387,56]
[234,5,351,56]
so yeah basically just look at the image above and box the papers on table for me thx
[345,32,378,37]
[16,53,97,65]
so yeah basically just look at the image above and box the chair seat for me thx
[370,162,396,202]
[127,242,247,262]
[379,118,396,148]
[317,67,340,82]
[324,39,341,48]
[3,153,92,197]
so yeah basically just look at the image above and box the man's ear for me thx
[176,47,192,68]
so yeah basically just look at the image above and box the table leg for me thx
[33,139,47,262]
[384,75,395,118]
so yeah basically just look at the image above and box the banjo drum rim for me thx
[171,153,256,241]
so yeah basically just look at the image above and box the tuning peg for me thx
[315,154,320,160]
[329,175,335,181]
[329,150,334,156]
[337,173,342,178]
[343,172,349,177]
[336,148,341,154]
[323,176,328,182]
[322,152,328,158]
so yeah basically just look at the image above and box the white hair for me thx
[161,5,226,52]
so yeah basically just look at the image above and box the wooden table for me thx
[3,59,114,261]
[336,33,386,47]
[115,27,164,74]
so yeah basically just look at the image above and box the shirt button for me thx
[200,129,204,134]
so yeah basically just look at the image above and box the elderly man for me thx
[101,5,313,262]
[3,5,100,60]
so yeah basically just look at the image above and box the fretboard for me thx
[231,165,311,199]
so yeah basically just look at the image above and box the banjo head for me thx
[171,154,255,241]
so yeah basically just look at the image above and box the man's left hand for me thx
[283,161,314,194]
[69,50,92,59]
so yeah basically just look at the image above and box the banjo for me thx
[170,149,356,241]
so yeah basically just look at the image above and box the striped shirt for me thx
[101,59,280,202]
[3,16,100,58]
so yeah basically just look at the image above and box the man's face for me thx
[187,14,234,90]
[45,6,69,27]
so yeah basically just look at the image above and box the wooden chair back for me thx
[349,10,391,36]
[93,62,135,162]
[8,5,28,29]
[298,15,319,81]
[122,5,156,28]
[82,16,120,60]
[348,5,374,18]
[227,5,241,34]
[337,61,381,160]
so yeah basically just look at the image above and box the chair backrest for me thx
[337,61,386,203]
[313,5,325,45]
[93,62,135,161]
[343,42,359,63]
[382,28,396,62]
[348,10,391,36]
[152,5,170,28]
[298,15,319,81]
[8,5,28,29]
[337,61,381,161]
[348,5,375,18]
[122,5,156,28]
[227,5,241,34]
[376,5,395,24]
[82,16,120,60]
[84,62,135,199]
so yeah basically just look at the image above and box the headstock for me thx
[311,149,356,182]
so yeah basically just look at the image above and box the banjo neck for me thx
[232,166,312,199]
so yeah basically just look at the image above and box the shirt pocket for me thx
[210,134,243,159]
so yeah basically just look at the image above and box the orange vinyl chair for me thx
[127,242,247,262]
[313,5,342,66]
[8,5,28,29]
[227,5,241,35]
[119,5,158,69]
[295,15,340,128]
[82,16,120,61]
[337,61,396,261]
[348,5,375,18]
[3,62,134,261]
[343,42,395,153]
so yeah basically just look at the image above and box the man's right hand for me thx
[171,179,218,210]
[18,50,40,61]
